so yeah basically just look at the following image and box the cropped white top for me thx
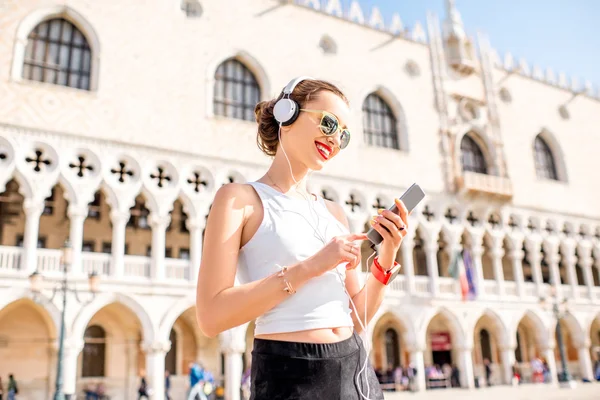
[236,182,354,335]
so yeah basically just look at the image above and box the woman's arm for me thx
[195,184,364,337]
[324,200,403,334]
[195,184,322,337]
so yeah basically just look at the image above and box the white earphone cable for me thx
[277,115,377,400]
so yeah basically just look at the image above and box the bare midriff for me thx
[255,326,353,344]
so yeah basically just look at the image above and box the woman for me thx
[196,77,409,399]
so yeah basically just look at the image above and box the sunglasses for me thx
[300,109,351,150]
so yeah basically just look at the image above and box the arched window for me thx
[384,328,401,368]
[479,329,492,362]
[213,59,260,121]
[82,325,106,377]
[533,135,558,180]
[362,94,399,149]
[460,135,487,174]
[165,329,178,374]
[23,18,92,90]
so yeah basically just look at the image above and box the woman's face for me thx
[279,91,351,171]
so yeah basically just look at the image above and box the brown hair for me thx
[254,79,349,157]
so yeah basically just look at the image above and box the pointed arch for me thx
[534,129,567,182]
[459,132,488,174]
[71,292,156,344]
[358,85,408,150]
[420,306,467,348]
[205,50,269,119]
[12,5,101,90]
[0,294,61,338]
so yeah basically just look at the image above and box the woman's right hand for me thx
[306,233,368,275]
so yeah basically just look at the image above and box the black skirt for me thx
[250,331,384,400]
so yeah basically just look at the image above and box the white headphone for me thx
[273,76,314,126]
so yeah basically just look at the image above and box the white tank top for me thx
[236,181,354,335]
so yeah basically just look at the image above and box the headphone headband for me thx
[282,76,315,96]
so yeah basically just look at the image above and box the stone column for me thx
[500,346,516,385]
[401,232,416,295]
[469,240,485,299]
[560,239,579,299]
[541,346,558,385]
[424,241,440,297]
[149,214,170,280]
[186,217,205,283]
[62,340,84,396]
[577,342,594,382]
[507,234,525,297]
[524,236,544,297]
[144,342,171,400]
[457,346,475,388]
[67,206,87,276]
[110,210,129,277]
[408,346,426,392]
[489,234,506,297]
[543,240,562,297]
[219,327,246,400]
[577,241,596,301]
[22,199,44,273]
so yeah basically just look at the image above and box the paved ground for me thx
[383,382,600,400]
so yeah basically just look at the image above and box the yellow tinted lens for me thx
[320,113,338,135]
[340,129,351,149]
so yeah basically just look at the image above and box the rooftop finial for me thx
[444,0,466,39]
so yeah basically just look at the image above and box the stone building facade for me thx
[0,1,599,399]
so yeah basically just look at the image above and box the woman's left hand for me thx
[369,198,409,270]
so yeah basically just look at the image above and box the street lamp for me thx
[539,287,575,388]
[29,240,100,400]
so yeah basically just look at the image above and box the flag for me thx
[463,248,477,300]
[448,250,468,300]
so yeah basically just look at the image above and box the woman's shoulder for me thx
[213,182,258,205]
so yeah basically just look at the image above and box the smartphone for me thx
[366,183,426,246]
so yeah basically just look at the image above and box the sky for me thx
[344,0,600,90]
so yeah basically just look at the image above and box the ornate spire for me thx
[444,0,466,39]
[442,0,475,74]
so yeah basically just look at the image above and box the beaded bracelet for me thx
[278,266,296,295]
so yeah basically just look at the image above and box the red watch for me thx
[370,256,402,286]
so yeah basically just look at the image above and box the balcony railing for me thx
[0,245,191,283]
[504,281,518,297]
[1,245,599,304]
[459,171,513,198]
[0,245,21,273]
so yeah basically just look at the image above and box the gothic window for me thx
[479,329,492,362]
[213,59,260,121]
[82,325,106,377]
[362,94,399,149]
[460,135,487,174]
[42,187,56,215]
[179,248,190,260]
[23,18,92,90]
[165,329,178,374]
[87,191,101,219]
[384,328,400,368]
[82,241,95,252]
[128,199,150,229]
[533,135,558,180]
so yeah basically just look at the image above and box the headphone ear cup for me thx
[273,98,299,126]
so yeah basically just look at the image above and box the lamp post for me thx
[539,288,575,388]
[29,240,100,400]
